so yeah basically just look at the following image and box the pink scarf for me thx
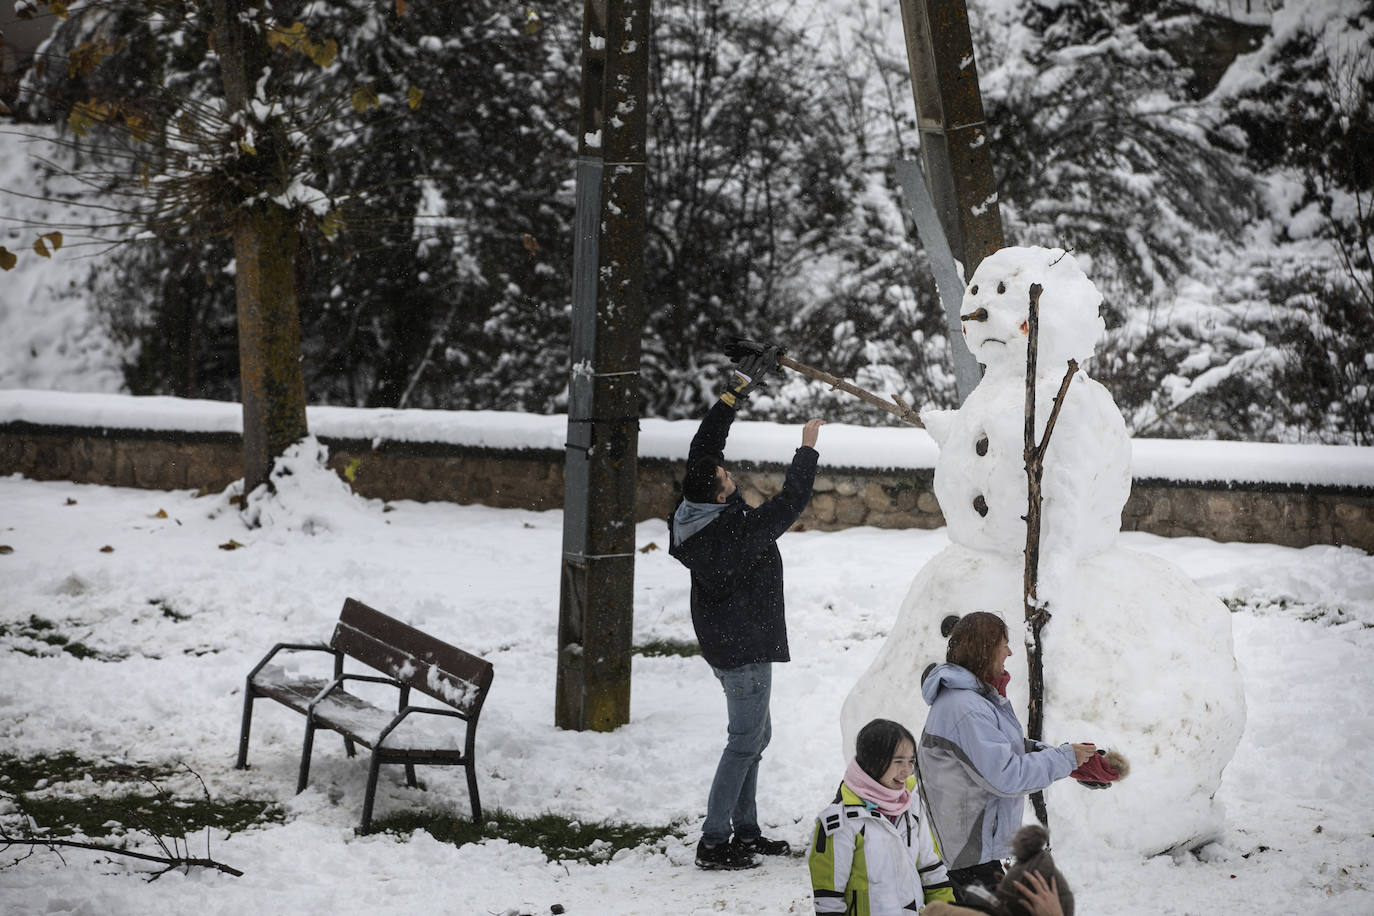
[843,757,911,817]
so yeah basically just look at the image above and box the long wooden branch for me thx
[1022,282,1079,828]
[779,355,924,427]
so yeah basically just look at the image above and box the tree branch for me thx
[779,355,924,427]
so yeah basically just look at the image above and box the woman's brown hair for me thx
[946,611,1009,684]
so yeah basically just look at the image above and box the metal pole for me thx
[894,159,981,403]
[556,0,649,732]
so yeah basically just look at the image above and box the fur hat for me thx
[995,825,1074,916]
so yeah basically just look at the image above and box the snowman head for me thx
[959,247,1104,379]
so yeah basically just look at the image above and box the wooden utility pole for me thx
[896,0,1005,402]
[211,0,308,499]
[897,0,1005,276]
[556,0,649,732]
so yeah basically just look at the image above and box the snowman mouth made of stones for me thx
[960,280,1032,364]
[957,253,1102,383]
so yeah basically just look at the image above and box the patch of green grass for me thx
[633,638,701,658]
[149,598,190,622]
[1223,596,1370,627]
[0,754,284,838]
[374,809,685,862]
[0,615,106,660]
[0,751,178,792]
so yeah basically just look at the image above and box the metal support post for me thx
[895,159,982,403]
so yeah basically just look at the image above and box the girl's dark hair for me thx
[946,611,1009,685]
[854,718,916,781]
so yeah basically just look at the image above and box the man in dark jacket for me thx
[668,349,824,870]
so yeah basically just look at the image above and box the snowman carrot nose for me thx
[960,307,988,322]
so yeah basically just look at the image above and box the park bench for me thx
[235,597,494,832]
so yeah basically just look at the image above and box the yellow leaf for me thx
[154,509,168,518]
[267,21,308,53]
[239,140,257,156]
[124,112,153,143]
[351,85,379,113]
[68,99,115,138]
[33,238,51,258]
[68,38,123,78]
[218,539,245,551]
[67,108,93,138]
[395,0,407,17]
[0,248,15,271]
[0,545,12,555]
[343,457,362,483]
[100,544,114,553]
[311,38,338,69]
[407,85,423,110]
[525,9,542,34]
[50,1,69,19]
[42,231,63,252]
[320,208,344,239]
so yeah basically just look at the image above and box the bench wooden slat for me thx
[334,598,493,714]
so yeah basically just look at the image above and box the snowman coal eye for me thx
[970,285,979,295]
[997,281,1006,294]
[975,435,989,457]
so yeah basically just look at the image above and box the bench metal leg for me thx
[344,737,357,758]
[361,752,383,833]
[466,761,482,823]
[297,720,317,793]
[404,763,417,788]
[235,683,255,769]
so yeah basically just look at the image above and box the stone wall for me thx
[3,423,1372,551]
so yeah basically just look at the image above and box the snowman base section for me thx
[841,543,1246,858]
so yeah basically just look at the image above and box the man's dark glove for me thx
[720,346,780,408]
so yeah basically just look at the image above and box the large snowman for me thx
[841,247,1246,857]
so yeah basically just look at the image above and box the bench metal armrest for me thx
[374,705,467,747]
[304,672,403,716]
[245,641,334,682]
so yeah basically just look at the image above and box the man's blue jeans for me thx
[702,662,772,846]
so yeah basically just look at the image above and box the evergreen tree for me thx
[976,0,1261,427]
[641,0,863,418]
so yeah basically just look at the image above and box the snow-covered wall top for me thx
[2,389,1371,489]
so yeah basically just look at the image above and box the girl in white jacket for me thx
[809,719,956,915]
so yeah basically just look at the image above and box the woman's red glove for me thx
[1070,749,1123,789]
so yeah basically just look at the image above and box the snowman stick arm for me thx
[1034,360,1081,464]
[776,354,925,427]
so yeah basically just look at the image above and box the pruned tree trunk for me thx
[1022,281,1079,826]
[212,0,309,500]
[233,202,308,497]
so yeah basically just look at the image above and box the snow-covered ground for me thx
[1,447,1372,915]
